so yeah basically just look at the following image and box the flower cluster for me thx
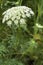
[2,6,34,27]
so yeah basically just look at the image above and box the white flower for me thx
[20,19,26,25]
[36,23,43,28]
[14,20,18,25]
[16,16,20,20]
[30,9,34,15]
[11,16,16,21]
[26,12,31,17]
[7,20,12,26]
[2,6,34,27]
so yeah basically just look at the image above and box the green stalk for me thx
[18,0,23,6]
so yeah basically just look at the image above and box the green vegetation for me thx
[0,0,43,65]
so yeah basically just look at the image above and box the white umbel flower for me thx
[2,6,34,27]
[36,23,43,28]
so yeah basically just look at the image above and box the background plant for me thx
[0,0,43,65]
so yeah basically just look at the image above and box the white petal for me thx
[7,20,12,26]
[14,20,18,25]
[26,13,31,17]
[16,16,20,20]
[30,10,34,15]
[11,16,16,21]
[20,19,26,24]
[36,23,43,28]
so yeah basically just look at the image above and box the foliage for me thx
[0,0,43,65]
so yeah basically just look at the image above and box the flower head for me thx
[2,6,34,27]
